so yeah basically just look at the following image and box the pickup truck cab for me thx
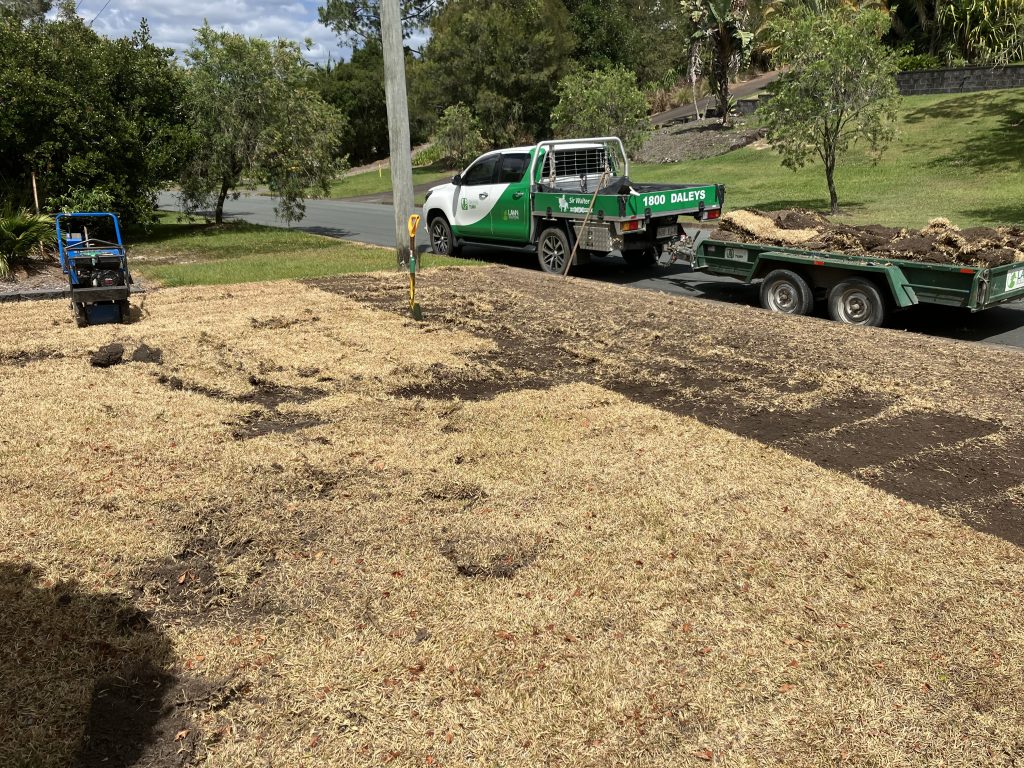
[424,136,724,273]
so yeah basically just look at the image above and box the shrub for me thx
[551,67,651,156]
[430,104,488,168]
[0,205,56,278]
[898,52,943,71]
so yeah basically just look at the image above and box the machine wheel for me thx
[429,216,460,257]
[760,269,814,316]
[622,245,661,268]
[73,303,88,328]
[827,278,887,326]
[118,300,131,324]
[537,227,571,274]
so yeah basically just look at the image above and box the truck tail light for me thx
[621,220,640,232]
[703,209,721,221]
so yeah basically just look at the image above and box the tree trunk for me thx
[825,151,838,214]
[215,178,230,225]
[715,40,731,127]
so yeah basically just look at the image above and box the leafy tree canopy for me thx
[318,0,441,45]
[0,0,51,21]
[418,0,575,146]
[178,24,348,225]
[0,13,189,222]
[758,6,900,214]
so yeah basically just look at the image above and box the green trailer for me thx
[690,236,1024,326]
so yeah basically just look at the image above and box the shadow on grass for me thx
[128,216,274,247]
[0,561,192,767]
[961,202,1024,228]
[904,91,1024,172]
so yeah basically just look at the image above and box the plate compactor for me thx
[56,212,132,326]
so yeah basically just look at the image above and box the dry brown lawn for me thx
[1,269,1023,767]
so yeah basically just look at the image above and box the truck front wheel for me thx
[827,278,886,326]
[429,216,460,257]
[538,227,570,274]
[760,269,814,316]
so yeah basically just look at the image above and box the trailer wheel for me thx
[827,278,887,326]
[429,216,460,257]
[118,300,131,324]
[538,227,571,274]
[760,269,814,316]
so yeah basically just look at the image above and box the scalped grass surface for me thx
[634,88,1024,228]
[2,270,1024,766]
[130,214,477,286]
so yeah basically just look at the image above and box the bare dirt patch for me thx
[713,208,1024,267]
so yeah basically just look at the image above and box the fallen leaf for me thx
[695,747,713,761]
[175,729,190,742]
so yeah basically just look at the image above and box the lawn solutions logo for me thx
[502,209,521,221]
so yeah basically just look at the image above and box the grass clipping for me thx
[0,277,1023,767]
[714,208,1024,268]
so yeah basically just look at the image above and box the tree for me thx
[561,0,687,88]
[430,104,487,166]
[0,0,51,21]
[318,0,441,45]
[179,25,347,225]
[313,42,430,166]
[758,7,900,214]
[0,13,189,221]
[418,0,575,146]
[550,67,651,155]
[681,0,752,127]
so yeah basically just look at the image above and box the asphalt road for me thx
[157,191,1024,349]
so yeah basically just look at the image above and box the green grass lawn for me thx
[632,88,1024,228]
[328,164,455,201]
[130,214,477,287]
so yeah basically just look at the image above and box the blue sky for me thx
[73,0,349,64]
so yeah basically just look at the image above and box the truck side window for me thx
[462,156,499,186]
[498,153,529,184]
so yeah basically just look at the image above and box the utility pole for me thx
[380,0,415,268]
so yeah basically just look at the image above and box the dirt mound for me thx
[712,209,1024,268]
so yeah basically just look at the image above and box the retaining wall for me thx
[896,65,1024,95]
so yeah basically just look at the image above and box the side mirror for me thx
[452,174,462,186]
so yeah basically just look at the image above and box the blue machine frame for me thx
[55,212,132,326]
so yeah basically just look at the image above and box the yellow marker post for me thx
[407,214,422,320]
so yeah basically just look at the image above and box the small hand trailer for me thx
[688,236,1024,326]
[56,212,132,327]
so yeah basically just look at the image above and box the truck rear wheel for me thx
[827,278,886,326]
[429,216,460,257]
[538,227,570,274]
[760,269,814,316]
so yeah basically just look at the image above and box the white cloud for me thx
[74,0,350,64]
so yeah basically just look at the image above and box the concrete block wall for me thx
[896,65,1024,95]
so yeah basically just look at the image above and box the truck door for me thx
[489,152,531,242]
[452,154,500,240]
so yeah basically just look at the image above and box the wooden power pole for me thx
[380,0,415,268]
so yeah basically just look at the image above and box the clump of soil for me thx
[90,343,124,368]
[711,209,1024,268]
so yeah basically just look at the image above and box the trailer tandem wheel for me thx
[759,269,814,316]
[827,278,887,326]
